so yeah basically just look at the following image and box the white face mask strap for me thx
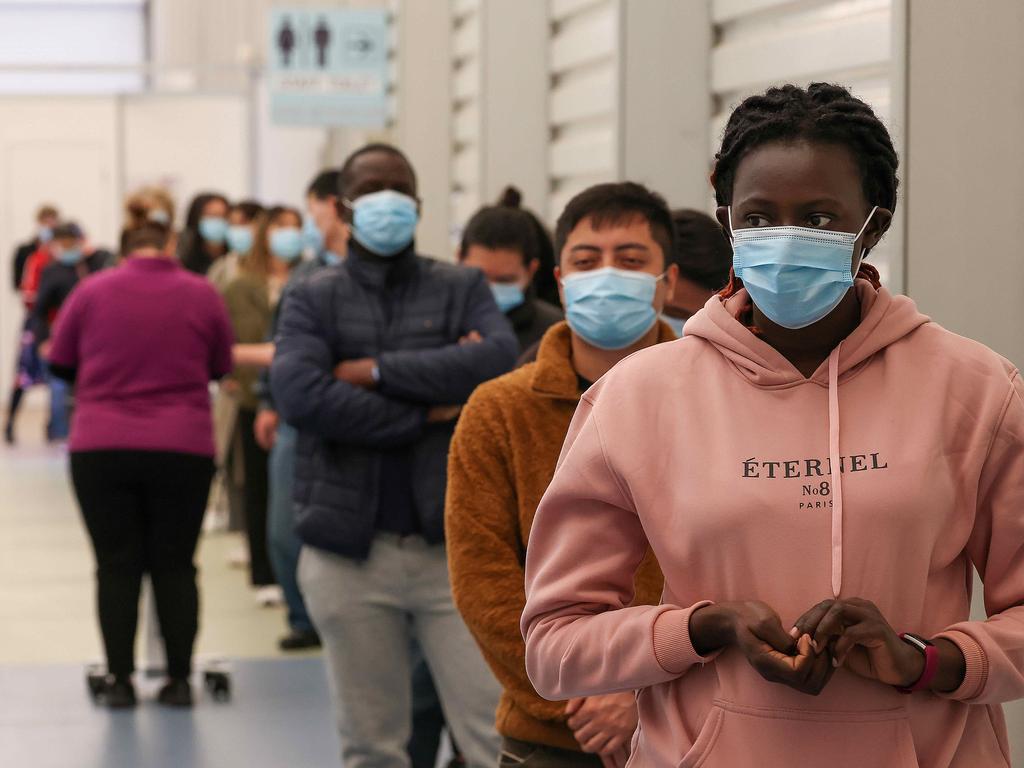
[727,206,735,239]
[855,205,878,242]
[852,205,879,267]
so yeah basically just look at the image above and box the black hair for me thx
[459,186,540,268]
[52,221,83,241]
[553,182,676,267]
[711,82,899,213]
[338,143,417,197]
[307,169,340,200]
[232,200,264,223]
[671,209,733,291]
[521,200,560,307]
[178,191,229,274]
[183,191,229,231]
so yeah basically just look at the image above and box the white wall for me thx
[904,6,1024,757]
[0,98,120,395]
[905,0,1024,368]
[121,94,251,213]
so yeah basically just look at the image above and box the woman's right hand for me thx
[690,601,834,696]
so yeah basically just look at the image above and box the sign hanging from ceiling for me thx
[268,7,390,127]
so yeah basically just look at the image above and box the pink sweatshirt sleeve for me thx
[935,371,1024,704]
[522,392,714,701]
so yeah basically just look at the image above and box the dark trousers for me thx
[499,738,602,768]
[237,408,275,586]
[71,450,214,679]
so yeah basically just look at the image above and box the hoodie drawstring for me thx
[828,344,843,598]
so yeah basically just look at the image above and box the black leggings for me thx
[71,450,214,679]
[237,408,275,586]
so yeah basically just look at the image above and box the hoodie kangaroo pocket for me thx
[678,699,919,768]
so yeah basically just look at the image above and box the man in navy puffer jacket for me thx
[271,143,515,768]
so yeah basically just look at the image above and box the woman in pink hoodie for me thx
[522,83,1024,767]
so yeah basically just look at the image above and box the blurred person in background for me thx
[223,205,304,605]
[47,219,233,709]
[459,186,563,353]
[660,208,733,337]
[447,182,677,768]
[5,204,59,444]
[210,200,265,292]
[253,169,346,652]
[208,201,264,541]
[178,192,229,275]
[12,204,58,292]
[120,187,175,256]
[271,143,516,768]
[33,222,110,442]
[524,207,560,309]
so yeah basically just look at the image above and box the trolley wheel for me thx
[204,670,231,701]
[86,665,107,702]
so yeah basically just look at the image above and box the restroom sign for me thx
[268,7,390,127]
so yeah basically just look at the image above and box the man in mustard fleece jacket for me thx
[447,182,679,768]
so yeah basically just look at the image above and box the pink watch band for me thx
[897,633,939,694]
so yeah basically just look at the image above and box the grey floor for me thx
[0,659,338,768]
[0,402,339,766]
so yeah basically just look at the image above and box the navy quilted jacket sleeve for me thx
[375,268,518,405]
[270,278,427,448]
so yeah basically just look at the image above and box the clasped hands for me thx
[691,598,928,697]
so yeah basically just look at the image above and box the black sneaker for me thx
[278,629,322,651]
[157,678,193,708]
[103,676,137,709]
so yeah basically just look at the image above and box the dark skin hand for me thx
[715,140,893,379]
[792,599,966,692]
[690,601,836,696]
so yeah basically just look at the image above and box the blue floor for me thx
[0,658,339,768]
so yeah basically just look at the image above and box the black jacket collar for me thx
[346,239,417,289]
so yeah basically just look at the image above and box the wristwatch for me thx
[896,633,939,694]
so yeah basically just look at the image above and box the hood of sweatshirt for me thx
[684,280,930,389]
[684,280,930,597]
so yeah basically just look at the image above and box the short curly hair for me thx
[711,82,899,214]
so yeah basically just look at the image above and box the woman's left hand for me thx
[792,598,925,687]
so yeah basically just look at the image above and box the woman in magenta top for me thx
[49,220,234,709]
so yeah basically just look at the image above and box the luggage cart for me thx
[86,577,231,703]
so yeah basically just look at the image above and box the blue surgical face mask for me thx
[563,267,660,350]
[38,226,53,243]
[490,282,526,313]
[57,248,83,266]
[303,214,324,252]
[347,190,418,257]
[148,209,171,225]
[729,206,877,330]
[226,225,254,255]
[270,227,304,263]
[662,313,688,338]
[198,216,228,244]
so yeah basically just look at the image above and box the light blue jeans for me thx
[47,371,70,441]
[299,536,501,768]
[267,421,314,633]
